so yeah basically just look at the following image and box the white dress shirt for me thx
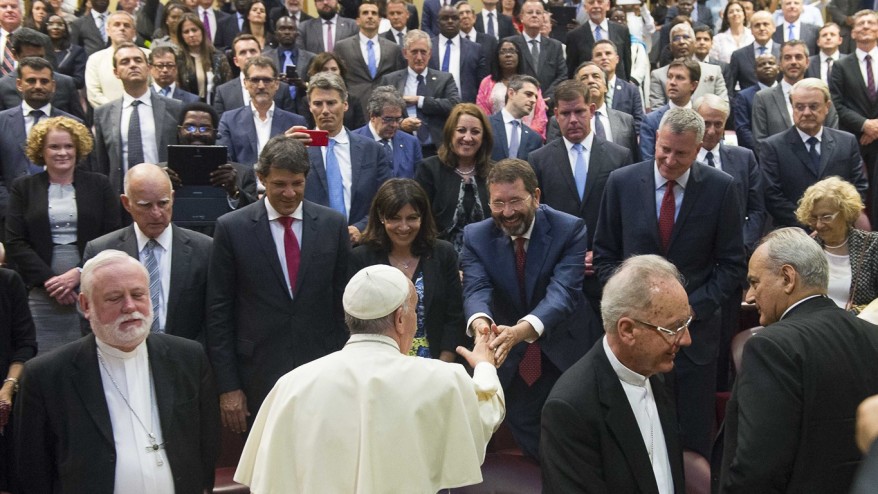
[753,39,774,57]
[134,224,172,329]
[318,128,353,219]
[781,79,795,123]
[439,34,462,96]
[588,19,609,40]
[654,165,689,221]
[91,9,108,42]
[96,339,175,494]
[251,102,275,158]
[819,51,840,83]
[781,19,802,42]
[796,126,823,154]
[121,92,159,171]
[697,143,722,172]
[21,101,52,138]
[592,104,613,142]
[265,198,304,297]
[358,32,382,67]
[857,47,878,90]
[404,67,427,111]
[603,336,674,494]
[197,6,218,43]
[480,9,500,38]
[323,14,340,50]
[390,27,407,46]
[238,73,251,107]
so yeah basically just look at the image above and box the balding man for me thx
[541,255,688,493]
[235,264,505,492]
[82,164,212,340]
[85,11,150,107]
[728,11,780,94]
[720,228,878,493]
[15,249,220,493]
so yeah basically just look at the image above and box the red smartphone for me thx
[302,129,329,146]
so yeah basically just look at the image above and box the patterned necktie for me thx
[593,111,606,140]
[397,31,404,46]
[1,33,13,76]
[325,20,334,52]
[514,237,542,386]
[203,10,212,41]
[508,120,520,158]
[416,75,430,144]
[826,57,833,82]
[594,25,603,40]
[757,45,767,56]
[658,180,676,253]
[807,136,820,175]
[706,150,715,167]
[442,39,452,72]
[277,216,300,294]
[487,12,496,38]
[127,100,144,170]
[98,13,107,43]
[530,39,539,66]
[143,239,163,333]
[283,50,294,72]
[381,138,393,164]
[367,39,377,79]
[573,143,587,200]
[788,23,795,41]
[325,138,346,218]
[866,54,877,103]
[160,86,171,97]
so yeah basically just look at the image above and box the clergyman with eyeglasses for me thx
[541,254,690,493]
[460,158,601,460]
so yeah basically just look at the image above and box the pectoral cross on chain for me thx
[145,433,166,466]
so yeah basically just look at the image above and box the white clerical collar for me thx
[345,333,400,352]
[133,222,172,254]
[264,195,304,221]
[96,336,148,359]
[796,126,823,144]
[780,294,824,320]
[21,100,51,116]
[653,165,690,189]
[603,335,649,387]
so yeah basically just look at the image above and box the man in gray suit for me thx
[649,22,728,110]
[333,2,403,118]
[378,30,460,157]
[752,39,838,155]
[296,0,358,53]
[69,0,109,56]
[507,0,567,102]
[92,42,182,195]
[82,164,212,340]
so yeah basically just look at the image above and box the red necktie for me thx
[515,237,542,386]
[278,217,301,293]
[658,180,676,253]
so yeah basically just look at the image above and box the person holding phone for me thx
[262,15,314,117]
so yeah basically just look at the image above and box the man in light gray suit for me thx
[92,43,182,195]
[333,2,403,118]
[752,40,837,155]
[378,30,460,156]
[296,0,358,53]
[81,164,212,340]
[650,23,728,110]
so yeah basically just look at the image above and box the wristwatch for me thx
[3,377,19,394]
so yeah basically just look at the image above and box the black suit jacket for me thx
[489,111,543,161]
[0,73,86,122]
[0,268,37,381]
[212,76,296,115]
[508,34,568,100]
[54,45,87,89]
[728,42,780,95]
[82,225,212,340]
[831,52,878,164]
[772,21,819,58]
[332,36,404,116]
[474,10,515,39]
[720,296,878,493]
[378,68,460,145]
[541,339,685,493]
[205,199,351,416]
[717,144,765,255]
[349,239,465,356]
[428,35,487,103]
[732,83,760,151]
[565,21,632,82]
[760,126,868,227]
[70,11,109,56]
[610,78,644,134]
[14,333,220,494]
[5,170,121,288]
[415,155,489,238]
[213,12,240,50]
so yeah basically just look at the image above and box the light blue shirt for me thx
[653,165,690,221]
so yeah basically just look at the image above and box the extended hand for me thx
[220,389,251,434]
[457,330,496,368]
[489,321,538,367]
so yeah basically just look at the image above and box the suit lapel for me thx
[491,230,520,308]
[552,139,580,203]
[307,146,328,195]
[9,109,28,159]
[119,225,140,257]
[146,336,176,442]
[524,208,552,304]
[420,251,437,316]
[787,129,816,177]
[294,202,318,296]
[492,114,508,159]
[771,87,792,127]
[166,226,191,329]
[151,94,168,160]
[582,139,606,205]
[251,201,293,299]
[519,39,537,75]
[638,166,662,248]
[349,133,363,207]
[818,129,835,175]
[608,111,624,143]
[241,110,259,163]
[72,335,115,447]
[670,164,703,249]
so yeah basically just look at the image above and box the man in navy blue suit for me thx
[217,56,307,166]
[461,158,601,460]
[351,86,422,178]
[421,0,463,36]
[488,75,543,161]
[428,5,487,103]
[732,53,778,151]
[292,72,392,244]
[594,107,745,469]
[148,47,200,104]
[592,39,644,133]
[640,58,700,163]
[728,11,780,95]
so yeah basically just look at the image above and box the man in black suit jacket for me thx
[805,23,843,84]
[148,46,200,104]
[214,34,296,115]
[761,78,868,227]
[82,164,212,340]
[541,255,688,494]
[728,11,780,94]
[594,107,745,463]
[732,53,779,151]
[428,5,487,103]
[206,135,350,434]
[296,0,358,53]
[489,75,543,161]
[772,0,820,55]
[592,39,644,133]
[15,250,220,493]
[830,10,878,221]
[474,0,515,39]
[383,0,413,47]
[565,0,631,82]
[421,0,463,36]
[269,0,312,29]
[530,79,632,313]
[0,29,86,122]
[70,0,110,56]
[508,0,568,102]
[720,227,878,493]
[853,395,878,494]
[457,1,498,63]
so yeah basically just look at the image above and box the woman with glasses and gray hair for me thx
[795,176,878,312]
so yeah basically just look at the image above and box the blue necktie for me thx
[367,40,377,79]
[807,136,820,175]
[416,74,430,144]
[508,120,520,158]
[758,45,767,55]
[487,12,496,38]
[442,39,452,72]
[283,50,294,72]
[788,23,795,41]
[573,143,587,200]
[593,111,606,140]
[381,138,393,163]
[143,239,163,333]
[594,25,603,40]
[160,86,171,97]
[325,138,347,218]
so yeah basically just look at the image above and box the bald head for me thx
[121,164,174,239]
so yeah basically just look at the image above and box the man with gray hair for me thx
[720,227,878,493]
[541,254,689,493]
[235,264,504,492]
[760,77,867,228]
[15,249,220,493]
[594,106,745,473]
[351,85,422,178]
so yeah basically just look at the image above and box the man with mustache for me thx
[461,158,598,460]
[14,249,220,493]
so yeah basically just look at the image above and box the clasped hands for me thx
[470,318,538,367]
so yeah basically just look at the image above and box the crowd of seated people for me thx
[1,0,878,491]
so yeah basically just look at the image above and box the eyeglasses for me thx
[808,211,840,225]
[793,103,824,113]
[178,124,215,133]
[150,63,176,70]
[672,35,692,42]
[499,49,518,55]
[488,195,531,212]
[631,314,693,343]
[378,116,404,124]
[245,77,277,85]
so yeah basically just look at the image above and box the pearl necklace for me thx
[824,238,849,249]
